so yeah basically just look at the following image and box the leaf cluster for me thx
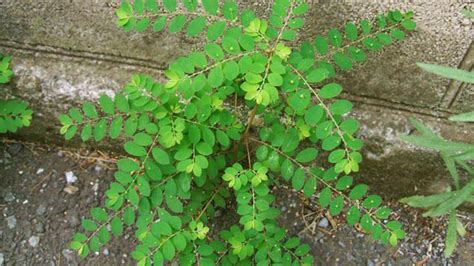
[0,53,33,133]
[61,1,417,264]
[401,61,474,257]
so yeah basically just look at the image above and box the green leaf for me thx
[322,135,341,151]
[336,175,353,190]
[340,119,360,135]
[205,44,225,61]
[94,119,108,142]
[189,52,208,69]
[134,132,153,146]
[401,19,416,30]
[152,147,170,165]
[291,168,305,190]
[166,195,183,213]
[109,117,123,139]
[417,63,474,84]
[328,29,343,47]
[391,28,406,40]
[65,126,78,140]
[127,188,140,206]
[124,141,147,157]
[223,1,238,20]
[306,68,329,83]
[82,219,98,231]
[59,114,73,126]
[329,149,345,164]
[163,0,177,12]
[202,0,218,15]
[295,244,310,256]
[153,17,167,32]
[330,195,344,216]
[207,21,226,41]
[320,83,342,99]
[91,208,108,222]
[268,73,283,86]
[449,111,474,122]
[169,15,186,33]
[314,35,329,55]
[117,158,140,172]
[363,195,382,209]
[319,187,332,208]
[445,210,457,257]
[111,217,123,236]
[296,148,318,163]
[196,142,213,156]
[68,108,83,123]
[349,184,368,200]
[208,66,224,88]
[330,99,353,115]
[348,46,367,62]
[223,60,240,81]
[137,176,151,197]
[82,102,98,119]
[239,34,255,51]
[136,18,150,32]
[462,9,474,19]
[360,19,371,34]
[284,237,300,249]
[172,233,187,251]
[281,159,294,180]
[347,206,361,226]
[303,177,317,197]
[123,207,136,225]
[162,240,176,261]
[153,251,164,265]
[145,0,158,11]
[345,22,358,41]
[222,37,241,54]
[216,130,230,147]
[334,52,353,70]
[99,95,114,114]
[304,105,325,127]
[187,16,207,37]
[423,181,474,217]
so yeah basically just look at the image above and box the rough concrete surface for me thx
[0,0,473,197]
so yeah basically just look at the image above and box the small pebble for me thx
[62,249,75,263]
[64,185,79,194]
[6,216,17,229]
[367,259,375,266]
[36,168,44,174]
[35,223,45,233]
[3,192,15,202]
[103,248,109,256]
[28,236,40,247]
[318,217,329,228]
[0,252,4,266]
[94,165,102,172]
[7,143,22,155]
[36,204,47,216]
[65,171,77,183]
[92,183,99,192]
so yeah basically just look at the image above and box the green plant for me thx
[60,1,416,264]
[0,53,33,133]
[400,63,474,257]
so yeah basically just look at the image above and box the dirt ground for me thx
[0,141,473,266]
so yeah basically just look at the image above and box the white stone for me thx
[28,236,40,247]
[65,171,77,183]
